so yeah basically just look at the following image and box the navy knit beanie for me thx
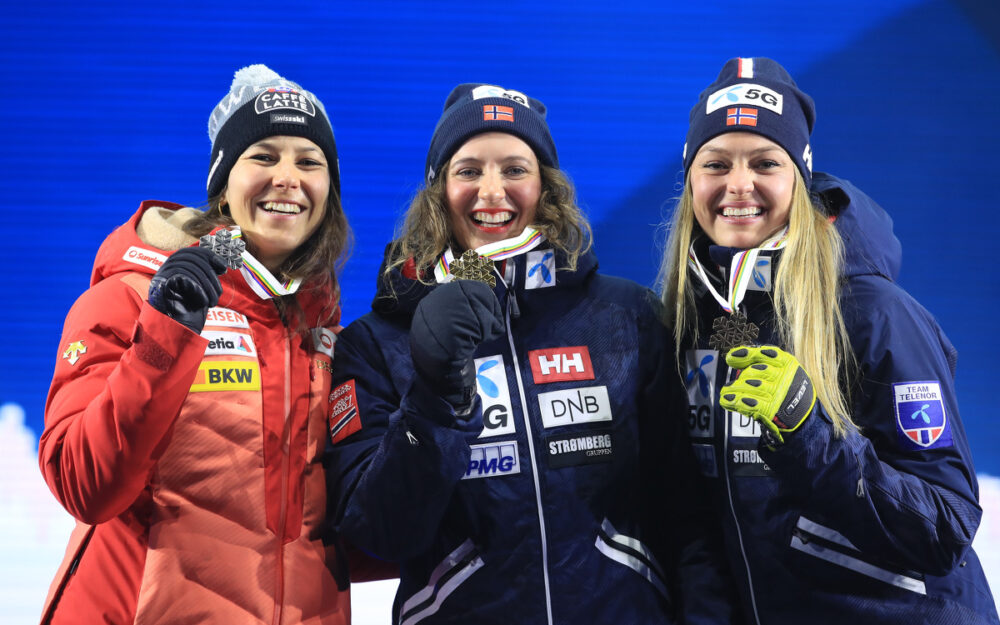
[425,83,558,183]
[683,57,815,186]
[206,64,339,200]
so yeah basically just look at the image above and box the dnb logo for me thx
[685,350,717,438]
[463,441,520,480]
[474,355,515,437]
[893,381,952,450]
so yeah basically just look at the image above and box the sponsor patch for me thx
[525,249,556,289]
[685,350,717,439]
[254,87,316,117]
[538,385,612,428]
[894,381,951,450]
[62,340,87,366]
[730,410,761,438]
[706,82,783,115]
[691,443,718,478]
[545,429,613,468]
[475,355,515,438]
[123,246,167,271]
[745,256,772,292]
[328,380,361,444]
[312,327,337,359]
[189,361,261,392]
[470,85,530,108]
[202,330,257,357]
[463,441,520,479]
[730,438,773,476]
[529,346,594,384]
[270,113,307,126]
[204,307,250,329]
[726,106,758,127]
[483,104,514,122]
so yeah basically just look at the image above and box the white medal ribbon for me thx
[687,226,789,314]
[433,227,545,284]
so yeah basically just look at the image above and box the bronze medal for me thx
[708,311,759,353]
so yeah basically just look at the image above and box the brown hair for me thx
[387,163,591,282]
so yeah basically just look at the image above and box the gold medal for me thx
[448,249,497,287]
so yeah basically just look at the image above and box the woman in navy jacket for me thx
[325,83,736,624]
[659,56,998,624]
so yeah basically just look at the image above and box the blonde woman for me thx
[660,57,997,624]
[325,83,737,624]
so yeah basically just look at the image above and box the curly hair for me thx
[387,163,591,282]
[658,169,856,437]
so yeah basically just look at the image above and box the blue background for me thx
[1,0,998,475]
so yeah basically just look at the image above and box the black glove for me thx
[410,280,504,413]
[148,246,228,334]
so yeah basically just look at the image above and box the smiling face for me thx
[445,132,541,251]
[223,136,330,272]
[689,132,795,249]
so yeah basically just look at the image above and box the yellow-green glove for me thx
[720,345,816,445]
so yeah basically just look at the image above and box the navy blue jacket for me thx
[683,172,998,624]
[326,245,736,624]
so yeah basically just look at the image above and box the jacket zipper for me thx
[271,335,292,625]
[503,271,554,625]
[722,355,762,625]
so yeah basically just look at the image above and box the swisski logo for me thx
[329,380,361,444]
[123,246,167,271]
[528,346,594,384]
[894,381,952,450]
[202,330,257,357]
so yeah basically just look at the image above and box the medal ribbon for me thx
[434,227,544,284]
[222,228,303,299]
[686,226,789,314]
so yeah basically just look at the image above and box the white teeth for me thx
[473,212,514,225]
[722,206,761,217]
[262,201,301,214]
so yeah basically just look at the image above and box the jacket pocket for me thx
[594,518,670,601]
[790,516,926,595]
[399,539,484,625]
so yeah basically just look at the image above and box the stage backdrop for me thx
[1,1,998,622]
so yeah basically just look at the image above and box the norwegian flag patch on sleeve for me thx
[329,379,361,444]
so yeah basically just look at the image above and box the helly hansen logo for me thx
[528,346,595,384]
[189,361,261,392]
[463,441,520,479]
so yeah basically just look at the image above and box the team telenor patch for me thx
[528,346,594,384]
[463,441,520,480]
[545,429,613,469]
[329,380,361,444]
[189,361,261,392]
[893,381,952,450]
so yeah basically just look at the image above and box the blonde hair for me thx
[658,169,856,436]
[387,163,592,282]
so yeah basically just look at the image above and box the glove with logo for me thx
[720,345,816,446]
[148,246,228,334]
[410,280,504,415]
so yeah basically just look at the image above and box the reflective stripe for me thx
[399,540,484,625]
[595,519,669,600]
[790,518,926,595]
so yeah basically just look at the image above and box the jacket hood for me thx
[812,171,901,281]
[371,241,599,320]
[90,200,200,287]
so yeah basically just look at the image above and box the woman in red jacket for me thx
[39,64,364,624]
